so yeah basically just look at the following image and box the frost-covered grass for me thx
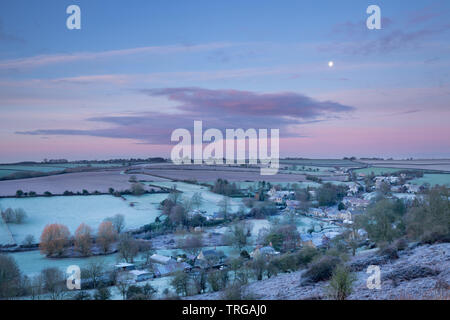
[0,194,164,245]
[409,173,450,186]
[354,167,402,175]
[0,218,15,245]
[0,169,18,178]
[8,250,121,277]
[147,181,244,215]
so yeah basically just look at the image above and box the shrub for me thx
[131,183,145,196]
[207,270,228,292]
[126,284,156,300]
[93,287,111,300]
[301,255,340,285]
[221,283,244,300]
[295,246,319,267]
[393,238,408,251]
[327,265,355,300]
[22,234,35,247]
[378,243,399,260]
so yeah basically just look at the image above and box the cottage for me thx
[250,245,279,258]
[343,196,370,208]
[195,249,226,268]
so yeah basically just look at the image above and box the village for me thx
[0,159,448,300]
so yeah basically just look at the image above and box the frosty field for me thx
[353,167,403,175]
[147,181,245,215]
[409,173,450,186]
[0,194,165,245]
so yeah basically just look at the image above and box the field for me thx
[0,163,126,178]
[0,193,166,245]
[279,159,361,167]
[358,159,450,172]
[353,167,404,176]
[147,181,245,215]
[0,170,162,196]
[139,167,308,183]
[409,174,450,186]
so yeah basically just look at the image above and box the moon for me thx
[328,61,334,68]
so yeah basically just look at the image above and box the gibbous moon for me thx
[328,61,334,68]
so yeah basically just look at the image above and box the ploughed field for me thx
[0,170,162,197]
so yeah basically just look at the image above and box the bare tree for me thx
[0,254,22,299]
[180,233,203,256]
[117,233,139,263]
[82,261,104,289]
[40,267,67,300]
[109,214,126,233]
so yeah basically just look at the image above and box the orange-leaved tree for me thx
[97,221,118,253]
[40,223,71,257]
[74,223,93,256]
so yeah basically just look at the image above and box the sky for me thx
[0,0,449,162]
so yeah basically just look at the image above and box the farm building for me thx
[152,261,191,277]
[115,262,135,272]
[129,270,153,282]
[150,254,175,265]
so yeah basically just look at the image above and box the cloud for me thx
[0,19,24,44]
[319,23,450,55]
[407,1,448,24]
[0,42,237,70]
[323,8,450,56]
[17,87,355,144]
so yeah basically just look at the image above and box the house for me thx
[309,208,325,217]
[250,245,280,258]
[195,249,226,267]
[404,184,421,194]
[150,254,175,265]
[115,262,135,272]
[338,210,352,221]
[347,182,360,196]
[342,196,370,208]
[129,270,152,282]
[268,190,291,204]
[300,234,316,248]
[285,200,301,210]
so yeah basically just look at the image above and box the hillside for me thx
[187,242,450,300]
